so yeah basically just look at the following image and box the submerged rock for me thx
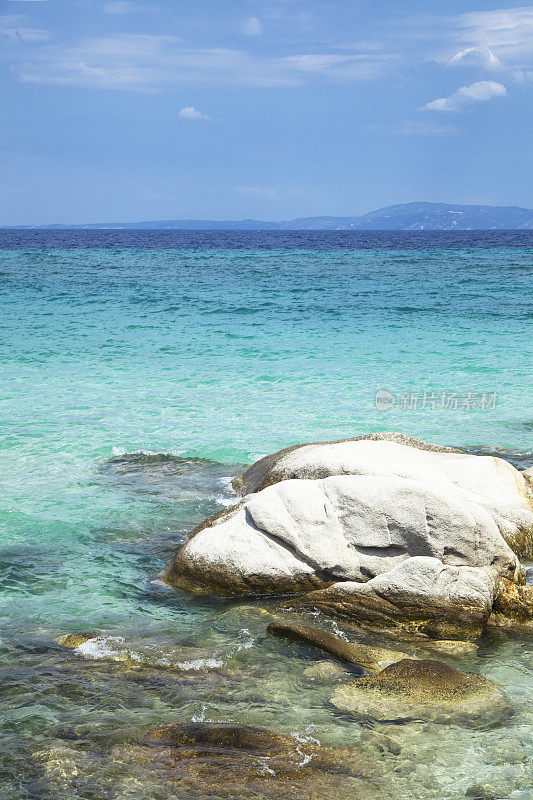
[113,721,396,800]
[58,633,226,672]
[330,658,510,727]
[165,434,533,638]
[267,620,405,670]
[303,660,353,682]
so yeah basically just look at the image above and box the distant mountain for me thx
[4,202,533,231]
[346,202,533,231]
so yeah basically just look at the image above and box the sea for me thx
[0,229,532,799]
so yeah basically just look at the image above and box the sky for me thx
[1,0,532,224]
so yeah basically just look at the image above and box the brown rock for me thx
[330,658,510,727]
[267,620,405,670]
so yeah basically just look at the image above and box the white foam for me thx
[248,452,267,462]
[330,621,349,641]
[111,447,186,457]
[215,496,237,507]
[291,726,320,746]
[177,658,224,671]
[191,704,208,722]
[75,636,125,659]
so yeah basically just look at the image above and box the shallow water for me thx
[0,232,532,799]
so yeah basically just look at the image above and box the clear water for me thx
[0,231,532,799]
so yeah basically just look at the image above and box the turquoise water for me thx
[0,237,532,798]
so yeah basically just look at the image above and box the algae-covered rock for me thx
[59,633,99,648]
[59,633,227,671]
[114,721,395,800]
[267,620,405,670]
[486,577,533,633]
[330,658,510,727]
[303,660,353,682]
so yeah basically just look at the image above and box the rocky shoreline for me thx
[54,433,533,798]
[165,432,533,639]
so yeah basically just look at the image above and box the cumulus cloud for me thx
[421,80,507,111]
[241,17,261,36]
[178,106,211,121]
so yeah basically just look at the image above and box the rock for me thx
[330,658,510,727]
[267,620,406,670]
[164,435,533,637]
[360,730,401,756]
[294,557,497,640]
[231,432,463,494]
[117,721,394,800]
[486,578,533,633]
[303,660,353,682]
[231,435,533,561]
[59,633,99,648]
[466,781,511,799]
[59,633,227,672]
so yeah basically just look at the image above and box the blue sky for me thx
[1,0,532,224]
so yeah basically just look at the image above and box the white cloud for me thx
[103,1,140,14]
[447,45,502,70]
[8,33,392,90]
[446,6,533,73]
[241,17,262,36]
[421,80,507,111]
[178,106,211,121]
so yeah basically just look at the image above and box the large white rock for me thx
[232,434,533,557]
[165,435,533,637]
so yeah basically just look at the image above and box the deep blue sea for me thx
[0,230,532,799]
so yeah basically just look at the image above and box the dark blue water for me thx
[1,229,533,249]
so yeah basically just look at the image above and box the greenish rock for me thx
[114,721,397,800]
[267,620,406,670]
[330,658,510,727]
[303,660,353,682]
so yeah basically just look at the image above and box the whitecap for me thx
[177,658,224,670]
[75,636,125,659]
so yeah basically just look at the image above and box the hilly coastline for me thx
[6,202,533,231]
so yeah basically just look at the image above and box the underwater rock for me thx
[165,435,533,638]
[59,633,227,671]
[112,721,396,800]
[359,730,402,756]
[267,620,405,670]
[303,660,353,682]
[330,658,510,727]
